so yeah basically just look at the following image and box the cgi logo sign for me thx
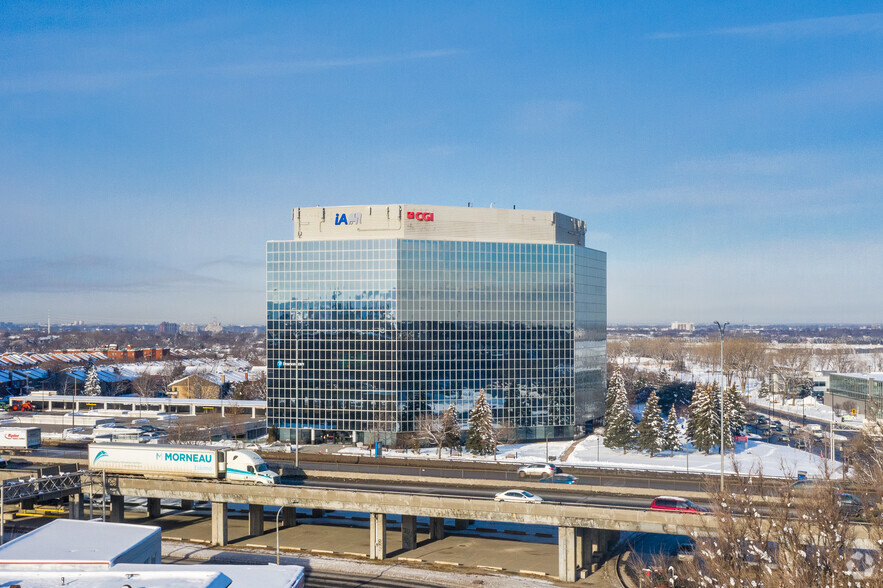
[334,212,362,226]
[406,211,434,222]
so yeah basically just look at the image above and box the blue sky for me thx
[1,2,881,325]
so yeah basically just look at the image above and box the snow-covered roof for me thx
[66,367,136,383]
[835,372,883,383]
[0,570,230,588]
[0,519,160,566]
[115,564,305,587]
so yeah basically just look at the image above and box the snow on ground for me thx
[337,433,837,479]
[567,434,837,478]
[624,356,867,429]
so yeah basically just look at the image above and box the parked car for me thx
[539,474,578,484]
[494,489,543,504]
[517,463,560,478]
[649,496,708,514]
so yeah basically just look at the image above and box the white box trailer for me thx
[88,443,279,484]
[0,427,41,449]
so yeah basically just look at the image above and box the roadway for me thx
[289,477,664,511]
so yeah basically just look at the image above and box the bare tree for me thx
[727,337,768,394]
[131,373,161,398]
[651,466,882,587]
[607,339,629,366]
[416,413,445,457]
[233,373,267,401]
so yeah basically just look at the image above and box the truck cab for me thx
[226,450,280,485]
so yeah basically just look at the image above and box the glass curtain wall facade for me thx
[267,238,606,444]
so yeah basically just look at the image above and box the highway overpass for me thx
[84,474,718,582]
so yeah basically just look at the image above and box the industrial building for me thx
[267,204,606,444]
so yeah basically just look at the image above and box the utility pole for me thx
[714,321,729,492]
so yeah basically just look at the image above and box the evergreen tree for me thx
[83,364,101,396]
[441,402,461,455]
[662,407,683,456]
[604,369,635,454]
[690,382,739,455]
[606,368,626,414]
[725,385,746,437]
[465,389,496,456]
[687,382,717,455]
[636,390,665,456]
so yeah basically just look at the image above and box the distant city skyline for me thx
[2,3,881,325]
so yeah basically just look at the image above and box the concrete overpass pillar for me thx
[68,493,84,520]
[180,499,194,510]
[584,528,601,571]
[558,526,578,582]
[281,506,297,527]
[211,502,228,546]
[401,515,417,551]
[575,528,585,570]
[147,497,162,519]
[248,504,264,537]
[109,495,125,523]
[369,513,387,560]
[429,517,445,541]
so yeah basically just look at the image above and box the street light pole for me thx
[714,321,729,492]
[275,501,297,565]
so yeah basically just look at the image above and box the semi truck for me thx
[0,427,41,449]
[87,443,280,485]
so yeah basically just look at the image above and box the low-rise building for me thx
[826,372,883,419]
[169,373,231,399]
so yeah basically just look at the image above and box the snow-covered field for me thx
[338,432,838,479]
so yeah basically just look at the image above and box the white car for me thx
[517,463,560,478]
[494,489,543,504]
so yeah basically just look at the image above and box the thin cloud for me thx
[651,12,883,40]
[0,256,228,294]
[207,49,465,77]
[0,49,464,94]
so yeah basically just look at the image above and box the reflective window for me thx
[266,238,606,442]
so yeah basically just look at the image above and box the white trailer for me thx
[0,427,41,449]
[87,443,279,484]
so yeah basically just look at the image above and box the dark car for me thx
[539,474,578,484]
[838,492,863,516]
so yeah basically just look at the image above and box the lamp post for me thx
[276,501,298,564]
[714,321,729,492]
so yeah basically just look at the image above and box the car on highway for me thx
[649,496,708,514]
[494,489,544,504]
[539,473,578,484]
[517,463,560,478]
[838,492,863,516]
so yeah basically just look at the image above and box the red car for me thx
[650,496,709,514]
